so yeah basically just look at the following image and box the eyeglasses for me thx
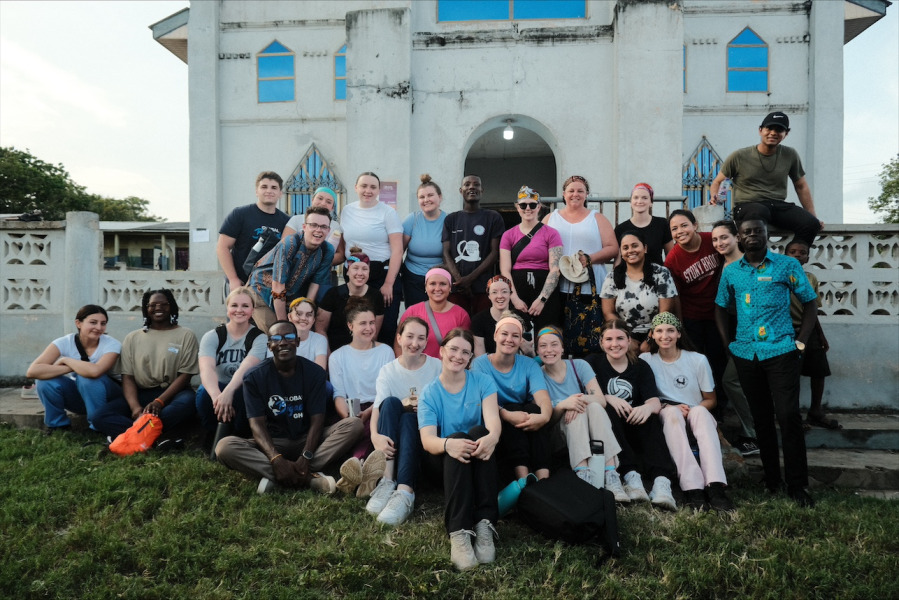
[304,222,331,231]
[444,345,472,358]
[269,333,298,342]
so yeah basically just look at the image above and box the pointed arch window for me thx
[335,44,347,100]
[285,144,345,215]
[682,137,726,210]
[727,27,768,92]
[257,41,295,103]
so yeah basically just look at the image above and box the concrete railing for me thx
[2,212,897,409]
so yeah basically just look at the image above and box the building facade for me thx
[150,0,889,273]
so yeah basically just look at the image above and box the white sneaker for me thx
[649,476,677,511]
[366,479,398,515]
[623,471,650,502]
[449,529,478,571]
[257,477,277,495]
[309,472,336,495]
[377,490,414,526]
[605,470,630,503]
[575,467,596,488]
[473,518,498,564]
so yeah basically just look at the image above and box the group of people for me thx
[27,111,836,570]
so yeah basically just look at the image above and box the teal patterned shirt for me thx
[715,250,816,361]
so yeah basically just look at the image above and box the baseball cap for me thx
[760,111,790,130]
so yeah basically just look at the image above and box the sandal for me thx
[805,413,842,430]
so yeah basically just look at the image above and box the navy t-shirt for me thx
[243,356,328,439]
[219,203,290,281]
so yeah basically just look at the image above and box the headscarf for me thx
[632,182,654,201]
[486,274,512,293]
[651,311,682,331]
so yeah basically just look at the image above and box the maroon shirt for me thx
[664,232,722,320]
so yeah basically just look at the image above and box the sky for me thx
[0,1,897,224]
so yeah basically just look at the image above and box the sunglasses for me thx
[517,202,539,210]
[269,333,298,342]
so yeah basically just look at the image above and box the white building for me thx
[150,0,890,273]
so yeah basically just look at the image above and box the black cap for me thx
[760,111,790,130]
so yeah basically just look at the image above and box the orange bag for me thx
[109,414,163,456]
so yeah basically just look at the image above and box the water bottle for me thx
[716,178,731,205]
[587,439,605,490]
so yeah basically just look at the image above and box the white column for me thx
[64,212,101,327]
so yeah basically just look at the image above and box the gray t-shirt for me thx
[199,327,268,382]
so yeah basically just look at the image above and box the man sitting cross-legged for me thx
[216,320,363,494]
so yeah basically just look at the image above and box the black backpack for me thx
[241,226,281,277]
[215,324,264,355]
[517,469,621,561]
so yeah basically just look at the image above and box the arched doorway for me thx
[464,116,557,229]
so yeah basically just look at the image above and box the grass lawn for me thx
[1,424,896,599]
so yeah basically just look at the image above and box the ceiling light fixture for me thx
[503,119,514,140]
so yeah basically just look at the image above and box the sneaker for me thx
[649,476,677,511]
[706,482,735,512]
[787,486,816,508]
[574,467,596,487]
[473,518,498,564]
[377,490,415,526]
[310,472,336,495]
[623,471,650,502]
[683,489,709,512]
[736,438,760,456]
[336,457,362,495]
[257,477,277,495]
[21,384,38,399]
[357,450,387,498]
[366,479,398,515]
[449,529,478,571]
[604,470,630,503]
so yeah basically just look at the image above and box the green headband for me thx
[651,312,682,331]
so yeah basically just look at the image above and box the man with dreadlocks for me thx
[92,289,199,439]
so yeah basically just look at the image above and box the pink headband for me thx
[495,316,523,333]
[426,268,452,285]
[632,183,654,201]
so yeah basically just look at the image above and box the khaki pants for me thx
[216,417,364,481]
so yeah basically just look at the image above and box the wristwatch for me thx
[302,450,314,461]
[540,296,547,303]
[795,341,806,352]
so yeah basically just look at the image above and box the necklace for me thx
[756,146,780,173]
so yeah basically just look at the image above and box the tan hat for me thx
[559,252,589,283]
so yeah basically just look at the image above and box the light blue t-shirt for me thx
[470,354,548,408]
[418,371,498,436]
[402,211,447,276]
[542,359,595,408]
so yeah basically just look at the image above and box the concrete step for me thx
[743,449,899,491]
[805,413,899,451]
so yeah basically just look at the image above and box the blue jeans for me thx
[377,396,423,488]
[92,386,196,438]
[36,374,123,429]
[195,383,250,437]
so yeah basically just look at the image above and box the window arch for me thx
[682,137,726,210]
[257,41,295,103]
[727,27,768,92]
[335,44,347,101]
[285,144,345,215]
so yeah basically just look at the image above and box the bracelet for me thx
[154,398,166,407]
[269,454,283,463]
[443,438,448,454]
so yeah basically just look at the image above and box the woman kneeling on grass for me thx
[419,328,501,571]
[584,319,677,510]
[535,325,622,490]
[365,317,442,525]
[639,312,734,512]
[27,304,123,433]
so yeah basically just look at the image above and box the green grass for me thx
[1,424,896,599]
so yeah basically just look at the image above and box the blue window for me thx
[286,144,344,215]
[258,41,295,103]
[727,28,768,93]
[683,137,726,210]
[335,44,347,100]
[438,0,585,22]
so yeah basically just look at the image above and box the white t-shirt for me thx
[374,356,442,408]
[52,333,122,380]
[340,201,403,262]
[328,343,396,403]
[639,350,714,407]
[264,331,328,363]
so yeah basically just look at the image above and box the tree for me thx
[0,146,162,221]
[868,154,899,224]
